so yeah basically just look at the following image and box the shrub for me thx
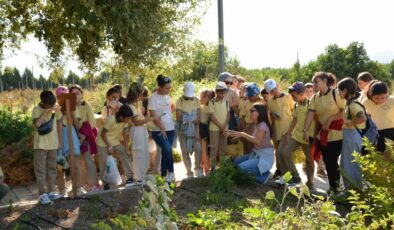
[0,109,33,145]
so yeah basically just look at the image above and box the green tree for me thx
[0,0,206,69]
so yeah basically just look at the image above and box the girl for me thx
[224,104,274,184]
[208,82,230,170]
[337,78,367,191]
[102,87,122,120]
[96,105,134,190]
[176,82,202,178]
[357,72,374,103]
[363,81,394,152]
[148,75,176,182]
[199,89,215,176]
[304,72,346,194]
[127,82,158,183]
[69,85,101,193]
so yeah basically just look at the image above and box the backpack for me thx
[348,100,379,155]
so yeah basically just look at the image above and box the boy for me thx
[264,79,295,179]
[32,90,63,204]
[208,82,230,170]
[97,105,134,190]
[278,82,315,188]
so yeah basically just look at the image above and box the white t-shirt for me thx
[148,92,175,131]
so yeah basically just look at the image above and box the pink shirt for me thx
[252,122,272,150]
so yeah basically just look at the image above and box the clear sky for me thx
[2,0,394,77]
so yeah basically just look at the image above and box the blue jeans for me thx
[152,130,175,177]
[234,154,271,184]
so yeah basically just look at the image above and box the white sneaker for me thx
[77,187,87,196]
[38,193,51,205]
[166,172,175,183]
[195,169,204,177]
[48,192,62,200]
[275,176,286,185]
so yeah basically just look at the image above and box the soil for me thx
[0,177,351,229]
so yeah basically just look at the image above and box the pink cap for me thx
[56,86,69,96]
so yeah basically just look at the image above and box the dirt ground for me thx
[1,177,350,229]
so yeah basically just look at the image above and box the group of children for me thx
[31,71,393,204]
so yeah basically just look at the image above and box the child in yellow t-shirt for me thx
[32,90,63,204]
[199,89,215,176]
[97,105,135,190]
[264,79,295,179]
[208,82,230,170]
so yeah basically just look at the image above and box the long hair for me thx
[312,71,336,88]
[253,104,272,137]
[127,82,144,104]
[337,77,360,102]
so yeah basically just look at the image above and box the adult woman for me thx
[148,75,176,182]
[304,72,346,194]
[224,104,274,184]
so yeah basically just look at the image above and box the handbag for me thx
[37,113,55,135]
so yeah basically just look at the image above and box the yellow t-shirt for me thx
[309,89,346,142]
[208,99,229,131]
[32,105,63,150]
[268,93,295,141]
[292,99,309,144]
[129,101,145,126]
[78,101,96,127]
[363,96,394,130]
[176,97,200,113]
[344,102,366,130]
[200,104,210,124]
[240,97,265,124]
[96,116,127,147]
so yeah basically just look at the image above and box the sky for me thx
[2,0,394,78]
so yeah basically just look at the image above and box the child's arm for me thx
[34,108,52,128]
[123,127,130,155]
[195,108,201,139]
[221,111,230,131]
[101,129,114,154]
[57,119,63,149]
[209,113,222,129]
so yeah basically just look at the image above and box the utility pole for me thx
[218,0,225,73]
[0,79,3,93]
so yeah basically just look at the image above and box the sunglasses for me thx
[225,81,233,85]
[163,77,172,83]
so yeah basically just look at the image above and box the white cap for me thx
[264,79,277,93]
[215,81,228,90]
[183,82,195,97]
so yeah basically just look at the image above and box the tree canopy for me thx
[0,0,205,69]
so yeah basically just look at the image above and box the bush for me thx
[0,109,33,145]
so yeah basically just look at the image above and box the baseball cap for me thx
[215,82,228,91]
[264,79,277,93]
[56,85,69,96]
[218,72,234,82]
[183,82,195,97]
[288,82,306,93]
[245,83,261,97]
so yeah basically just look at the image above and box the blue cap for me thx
[288,82,306,93]
[245,83,261,97]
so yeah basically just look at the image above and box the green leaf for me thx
[289,187,299,198]
[301,185,310,197]
[283,171,292,183]
[244,208,262,218]
[265,191,276,200]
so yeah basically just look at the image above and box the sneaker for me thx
[261,172,273,184]
[317,169,328,178]
[77,187,87,196]
[47,192,62,201]
[89,185,102,194]
[136,180,144,186]
[38,193,51,205]
[288,178,302,186]
[166,172,175,183]
[275,176,286,185]
[195,169,204,177]
[104,184,110,191]
[273,169,281,179]
[125,177,136,187]
[186,171,194,178]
